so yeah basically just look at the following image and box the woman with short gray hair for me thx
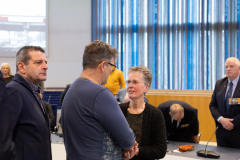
[120,66,167,160]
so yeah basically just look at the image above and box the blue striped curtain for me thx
[92,0,240,90]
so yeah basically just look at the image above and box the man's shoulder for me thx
[71,78,109,98]
[158,102,169,112]
[215,77,228,86]
[6,78,23,90]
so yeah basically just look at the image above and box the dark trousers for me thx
[216,128,240,149]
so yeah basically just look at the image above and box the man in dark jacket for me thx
[6,46,52,160]
[210,57,240,148]
[158,100,199,143]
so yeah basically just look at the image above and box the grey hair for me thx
[16,46,45,72]
[226,57,240,66]
[128,66,153,87]
[82,40,118,70]
[170,104,184,116]
[0,63,12,75]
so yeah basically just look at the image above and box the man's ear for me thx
[169,112,172,117]
[98,61,105,72]
[17,62,26,74]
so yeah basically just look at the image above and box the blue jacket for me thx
[6,73,52,160]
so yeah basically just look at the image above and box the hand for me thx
[219,118,234,130]
[122,141,138,160]
[193,135,199,144]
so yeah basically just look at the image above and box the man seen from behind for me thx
[61,40,137,160]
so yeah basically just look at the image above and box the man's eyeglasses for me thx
[125,80,144,86]
[106,61,116,71]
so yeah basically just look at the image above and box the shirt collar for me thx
[228,75,239,86]
[22,76,42,93]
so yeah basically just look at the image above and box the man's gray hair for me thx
[170,104,184,116]
[82,40,118,70]
[16,46,45,72]
[226,57,240,66]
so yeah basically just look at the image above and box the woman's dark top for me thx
[4,75,14,85]
[126,111,143,145]
[120,102,167,160]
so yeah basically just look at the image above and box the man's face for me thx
[20,50,48,85]
[171,111,184,122]
[225,59,240,81]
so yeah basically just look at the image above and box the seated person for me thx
[40,92,55,127]
[119,66,167,160]
[158,100,199,143]
[0,63,14,85]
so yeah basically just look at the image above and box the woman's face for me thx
[126,71,149,101]
[1,65,9,75]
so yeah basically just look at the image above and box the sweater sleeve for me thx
[94,89,135,150]
[137,105,167,160]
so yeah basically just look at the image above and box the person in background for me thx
[0,63,14,85]
[40,92,55,127]
[59,84,71,126]
[120,66,167,160]
[60,84,71,106]
[104,61,126,95]
[6,46,52,160]
[210,57,240,148]
[61,40,137,160]
[0,71,15,160]
[158,101,199,143]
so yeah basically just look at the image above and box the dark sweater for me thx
[4,75,14,85]
[120,102,167,160]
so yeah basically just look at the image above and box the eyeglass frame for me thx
[105,61,116,71]
[125,80,145,86]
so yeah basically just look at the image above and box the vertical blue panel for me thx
[237,0,239,58]
[225,0,228,59]
[92,0,240,90]
[121,0,124,71]
[187,0,193,89]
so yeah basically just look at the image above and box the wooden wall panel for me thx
[145,92,216,142]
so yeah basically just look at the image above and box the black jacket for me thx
[158,100,199,143]
[6,74,52,160]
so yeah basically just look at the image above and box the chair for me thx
[43,91,62,109]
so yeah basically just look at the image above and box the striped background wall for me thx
[92,0,240,90]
